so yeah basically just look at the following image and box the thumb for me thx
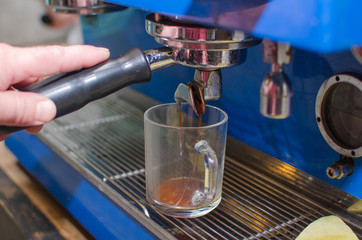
[0,91,56,126]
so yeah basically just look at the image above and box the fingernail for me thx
[99,48,110,58]
[36,100,56,123]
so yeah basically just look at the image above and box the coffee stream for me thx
[188,81,206,119]
[155,85,206,208]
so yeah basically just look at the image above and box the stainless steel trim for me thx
[145,13,260,69]
[38,89,362,239]
[144,47,176,72]
[145,14,260,50]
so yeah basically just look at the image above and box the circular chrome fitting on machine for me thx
[315,74,362,157]
[145,14,261,69]
[45,0,126,15]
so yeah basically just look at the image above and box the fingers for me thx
[25,125,43,134]
[0,43,107,139]
[0,91,56,126]
[0,126,41,142]
[0,43,110,89]
[0,134,11,142]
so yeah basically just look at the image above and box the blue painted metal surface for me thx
[81,9,361,198]
[106,0,362,53]
[5,132,155,240]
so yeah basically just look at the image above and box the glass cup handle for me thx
[194,140,218,200]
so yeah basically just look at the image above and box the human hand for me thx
[0,43,110,140]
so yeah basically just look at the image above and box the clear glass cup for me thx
[144,103,228,218]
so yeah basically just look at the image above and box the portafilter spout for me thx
[174,69,221,117]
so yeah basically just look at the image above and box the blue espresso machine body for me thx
[5,1,362,239]
[80,4,362,196]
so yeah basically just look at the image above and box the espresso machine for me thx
[5,0,362,239]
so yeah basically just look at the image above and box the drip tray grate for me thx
[38,90,362,240]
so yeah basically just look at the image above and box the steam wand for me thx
[260,40,293,119]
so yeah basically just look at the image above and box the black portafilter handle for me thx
[0,47,152,135]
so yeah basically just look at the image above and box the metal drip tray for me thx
[38,90,362,239]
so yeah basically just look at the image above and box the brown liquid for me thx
[177,99,203,129]
[187,81,205,117]
[157,94,205,207]
[154,177,203,207]
[178,102,182,127]
[177,102,184,158]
